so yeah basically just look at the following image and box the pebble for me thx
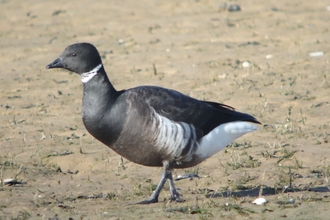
[288,198,295,204]
[118,39,124,45]
[242,61,251,68]
[309,51,324,57]
[265,54,274,59]
[252,197,267,205]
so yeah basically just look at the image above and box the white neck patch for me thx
[81,64,103,83]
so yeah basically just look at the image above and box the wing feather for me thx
[125,86,260,136]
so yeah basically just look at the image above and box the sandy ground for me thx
[1,0,330,219]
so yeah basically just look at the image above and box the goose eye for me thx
[72,53,76,57]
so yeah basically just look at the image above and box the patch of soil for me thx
[1,0,330,219]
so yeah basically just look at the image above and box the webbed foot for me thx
[137,197,158,204]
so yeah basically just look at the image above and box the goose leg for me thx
[168,172,183,202]
[137,170,167,204]
[137,161,183,204]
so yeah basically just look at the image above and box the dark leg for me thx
[137,161,183,204]
[168,172,184,202]
[137,170,167,204]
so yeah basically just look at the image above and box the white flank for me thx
[151,110,196,161]
[195,121,258,159]
[81,64,103,83]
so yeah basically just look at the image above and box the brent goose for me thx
[46,42,260,204]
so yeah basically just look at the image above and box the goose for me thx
[46,42,260,204]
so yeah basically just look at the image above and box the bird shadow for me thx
[205,185,330,198]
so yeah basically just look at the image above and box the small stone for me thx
[288,198,295,204]
[242,61,251,68]
[309,51,324,57]
[253,197,267,205]
[265,54,274,59]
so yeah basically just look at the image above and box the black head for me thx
[46,42,102,74]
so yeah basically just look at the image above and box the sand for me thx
[1,0,330,219]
